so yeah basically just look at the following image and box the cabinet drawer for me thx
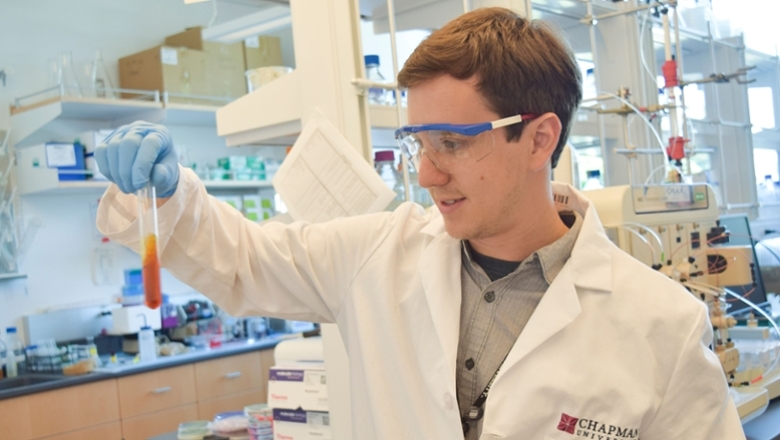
[118,364,197,418]
[197,387,265,420]
[121,403,198,440]
[195,351,262,400]
[36,420,122,440]
[29,379,120,438]
[0,395,32,440]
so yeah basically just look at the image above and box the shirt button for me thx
[465,358,475,370]
[484,291,496,303]
[444,392,454,409]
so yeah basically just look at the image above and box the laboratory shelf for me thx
[10,94,231,148]
[0,273,28,281]
[203,180,274,190]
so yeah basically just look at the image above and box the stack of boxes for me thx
[267,363,331,440]
[214,194,275,222]
[119,27,283,103]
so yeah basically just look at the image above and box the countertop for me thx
[0,336,285,400]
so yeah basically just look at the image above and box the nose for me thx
[417,152,450,189]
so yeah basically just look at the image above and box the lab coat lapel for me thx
[417,227,462,387]
[499,194,614,375]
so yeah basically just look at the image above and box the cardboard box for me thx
[272,409,331,440]
[243,35,283,70]
[166,27,247,98]
[268,363,328,412]
[118,46,209,103]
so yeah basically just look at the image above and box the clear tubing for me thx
[601,91,672,173]
[724,288,780,376]
[138,183,162,310]
[622,221,664,260]
[620,226,657,264]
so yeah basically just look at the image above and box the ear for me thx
[527,112,562,171]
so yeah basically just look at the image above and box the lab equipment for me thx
[582,169,603,190]
[4,327,26,376]
[374,150,404,205]
[138,184,162,310]
[137,325,156,362]
[0,338,6,377]
[364,55,391,105]
[90,49,115,98]
[110,305,162,334]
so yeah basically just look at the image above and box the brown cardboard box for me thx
[118,46,209,103]
[165,27,203,50]
[243,35,283,70]
[204,41,246,98]
[166,27,247,98]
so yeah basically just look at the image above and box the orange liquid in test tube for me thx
[142,234,162,309]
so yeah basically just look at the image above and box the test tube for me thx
[138,183,162,309]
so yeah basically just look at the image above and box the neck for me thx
[468,187,569,262]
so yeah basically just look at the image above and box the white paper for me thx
[45,143,76,167]
[244,36,260,48]
[272,115,396,223]
[161,47,178,66]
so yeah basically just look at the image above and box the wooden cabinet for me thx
[36,421,122,440]
[117,364,197,418]
[0,395,32,440]
[195,351,263,401]
[1,347,275,440]
[28,380,120,439]
[121,404,198,440]
[198,388,266,420]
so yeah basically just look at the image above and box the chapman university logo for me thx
[557,413,640,439]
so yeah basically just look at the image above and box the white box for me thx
[110,305,162,335]
[272,409,331,440]
[268,363,328,412]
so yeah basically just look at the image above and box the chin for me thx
[442,220,476,240]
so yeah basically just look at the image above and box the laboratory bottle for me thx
[364,55,392,106]
[5,327,25,377]
[582,169,603,190]
[138,326,157,362]
[758,175,778,204]
[0,338,6,377]
[375,151,405,206]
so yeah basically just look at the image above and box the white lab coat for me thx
[97,167,744,440]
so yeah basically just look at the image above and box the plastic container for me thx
[364,55,393,106]
[5,327,26,376]
[245,404,273,440]
[178,420,211,440]
[374,151,405,205]
[138,326,157,362]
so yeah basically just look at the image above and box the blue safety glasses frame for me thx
[394,113,538,172]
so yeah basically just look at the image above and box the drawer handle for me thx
[152,386,172,394]
[225,372,242,379]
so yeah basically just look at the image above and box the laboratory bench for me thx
[0,337,281,440]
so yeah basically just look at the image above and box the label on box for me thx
[245,36,260,48]
[45,143,77,167]
[161,47,178,66]
[272,409,331,440]
[269,365,328,412]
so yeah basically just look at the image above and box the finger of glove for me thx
[151,163,178,198]
[104,134,130,193]
[117,131,143,193]
[94,141,113,185]
[132,131,168,189]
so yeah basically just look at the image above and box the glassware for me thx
[138,184,162,309]
[91,49,116,99]
[59,51,83,97]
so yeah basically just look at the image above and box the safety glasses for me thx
[394,113,537,173]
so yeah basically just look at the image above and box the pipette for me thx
[138,183,162,309]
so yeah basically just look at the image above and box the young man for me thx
[96,7,744,440]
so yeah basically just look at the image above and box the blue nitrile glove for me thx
[95,121,179,197]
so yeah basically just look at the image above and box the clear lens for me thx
[396,130,495,173]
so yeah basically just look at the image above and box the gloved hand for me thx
[95,121,179,198]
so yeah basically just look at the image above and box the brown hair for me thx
[397,7,582,168]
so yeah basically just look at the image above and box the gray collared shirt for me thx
[457,212,582,439]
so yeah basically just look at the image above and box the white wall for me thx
[0,0,294,342]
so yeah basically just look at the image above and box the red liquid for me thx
[143,234,162,309]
